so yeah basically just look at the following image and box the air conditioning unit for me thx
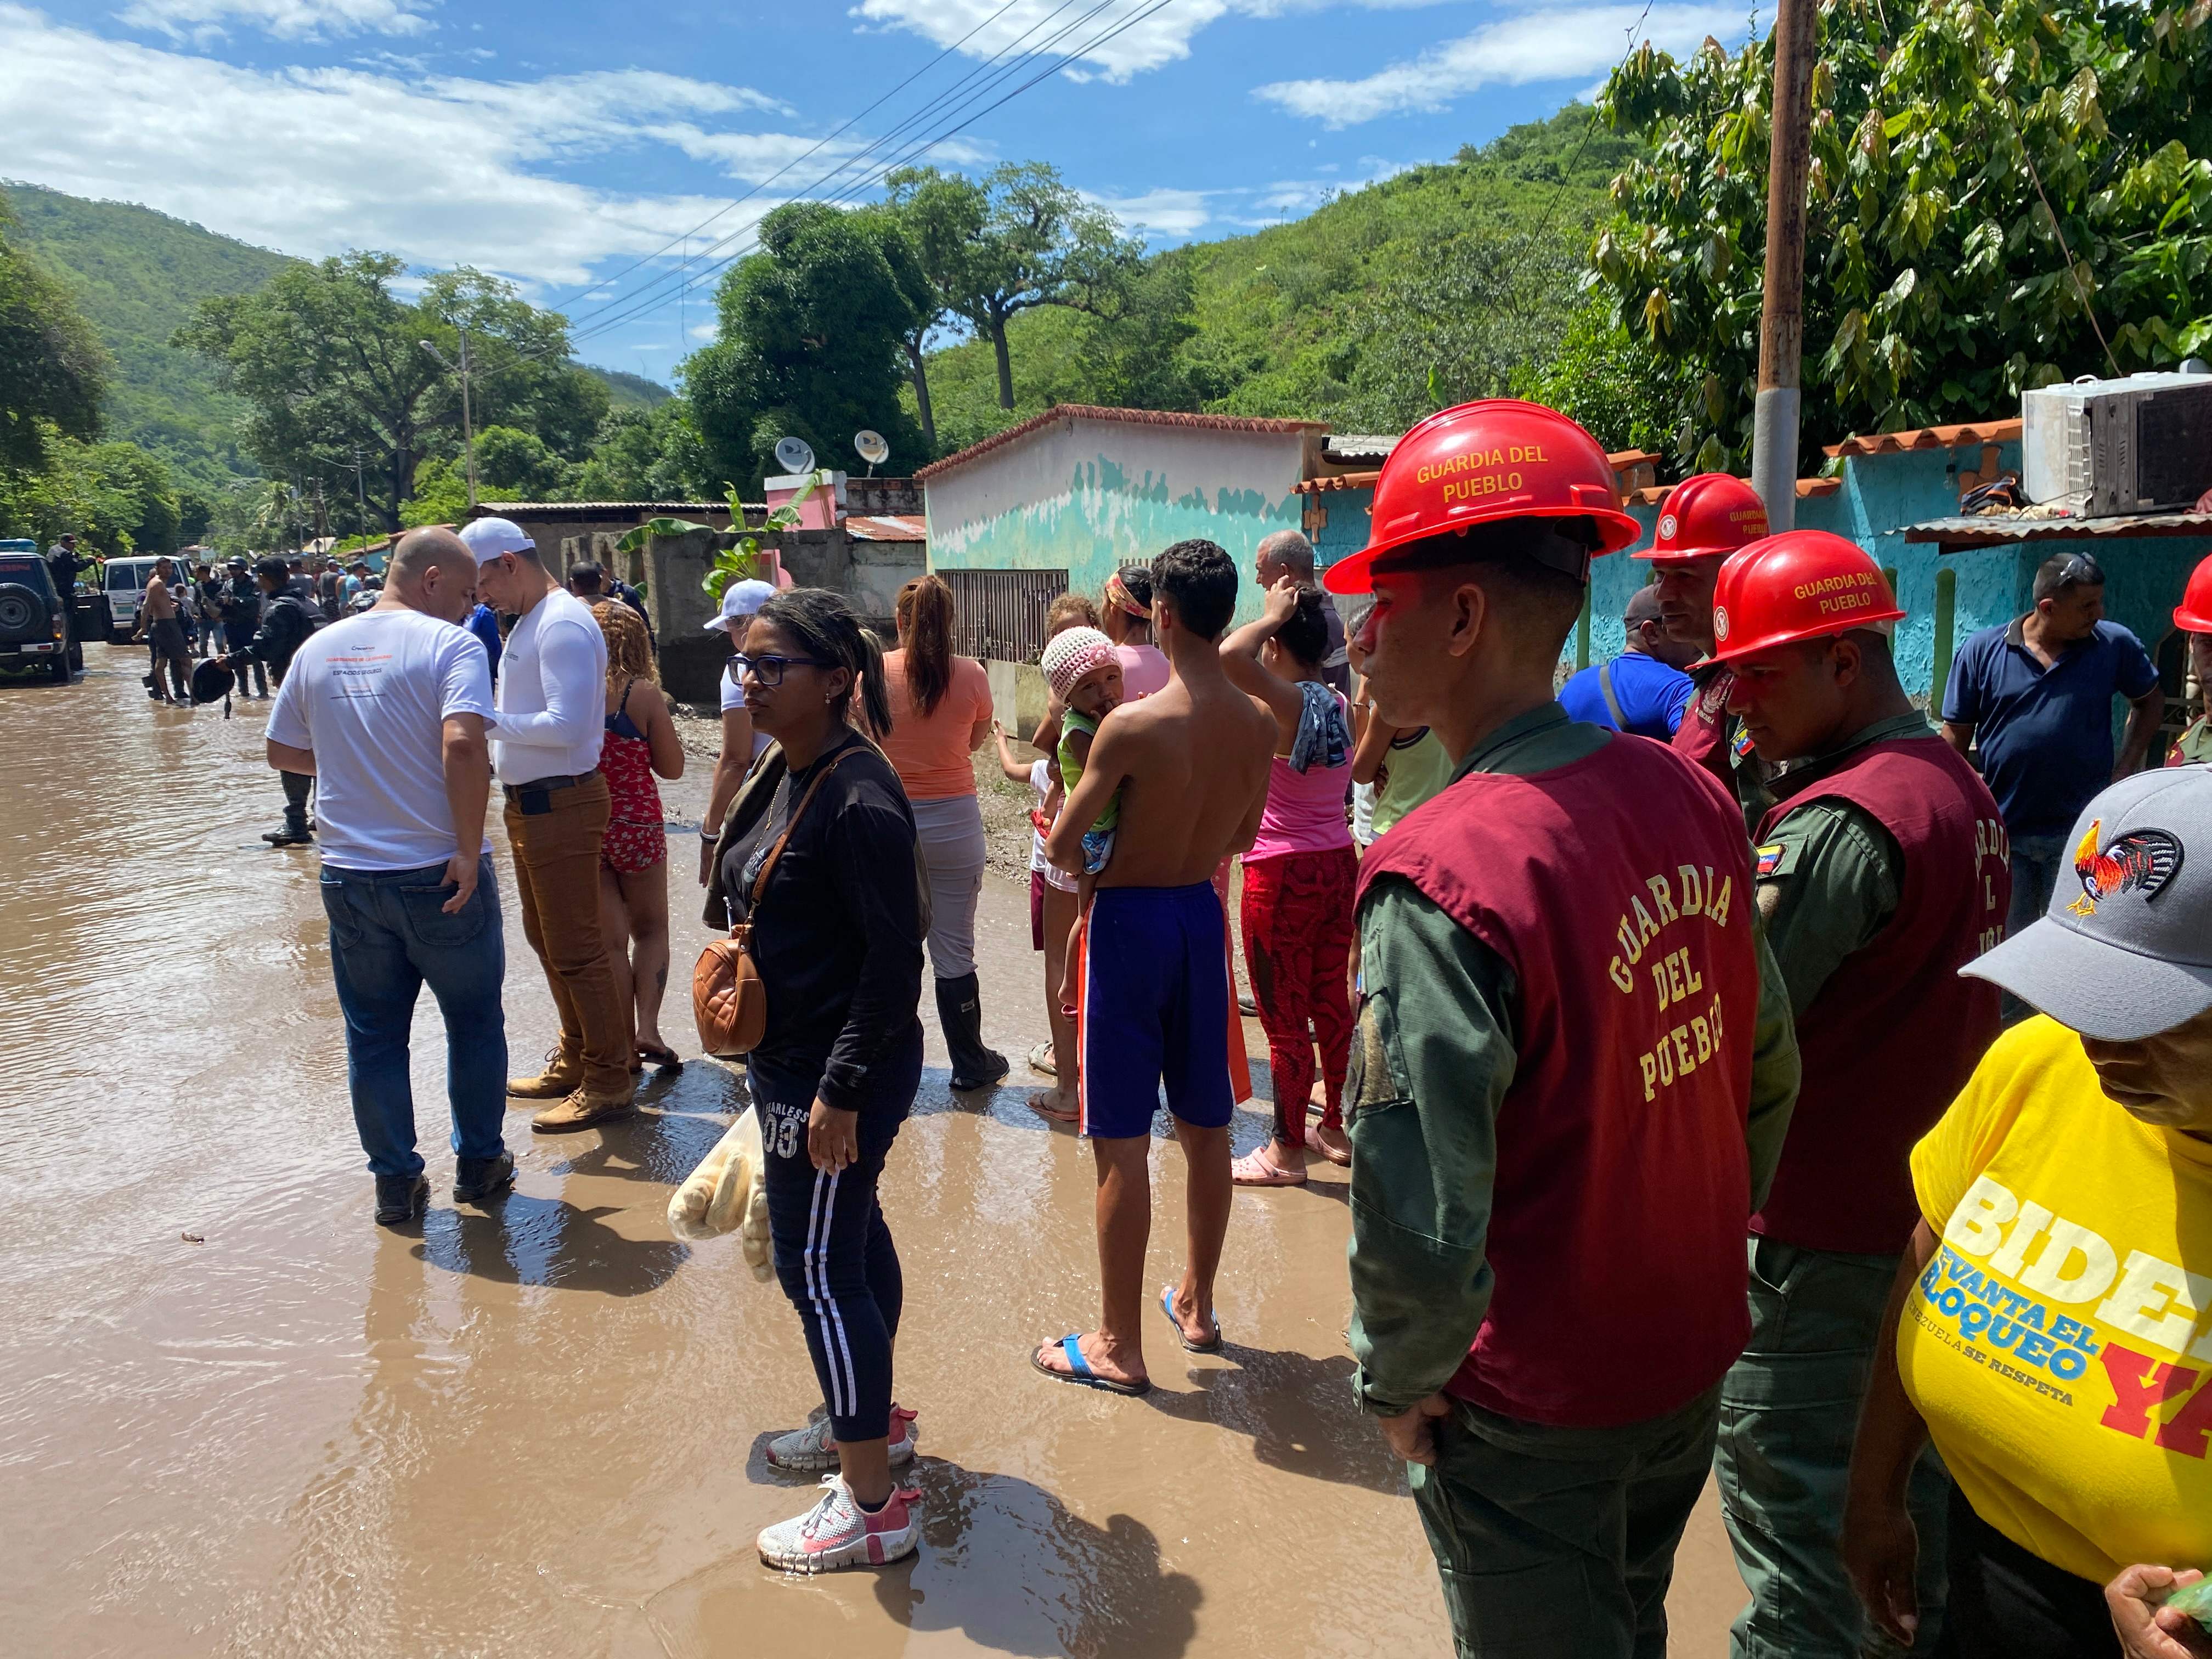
[2021,368,2212,516]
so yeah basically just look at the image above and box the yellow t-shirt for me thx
[1904,1015,2212,1584]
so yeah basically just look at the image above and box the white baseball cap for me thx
[460,517,533,562]
[707,577,776,631]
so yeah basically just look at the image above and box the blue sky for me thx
[0,1,1759,383]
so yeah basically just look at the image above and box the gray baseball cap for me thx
[1963,767,2212,1040]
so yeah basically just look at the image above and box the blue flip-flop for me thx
[1159,1286,1223,1353]
[1031,1334,1151,1396]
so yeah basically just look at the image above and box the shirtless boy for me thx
[1034,539,1276,1394]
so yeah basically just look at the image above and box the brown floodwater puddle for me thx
[0,648,1744,1655]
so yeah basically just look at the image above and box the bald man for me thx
[1558,582,1701,740]
[266,527,513,1227]
[1255,528,1352,695]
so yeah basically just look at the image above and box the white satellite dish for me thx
[774,436,816,476]
[854,430,889,472]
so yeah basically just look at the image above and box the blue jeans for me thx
[319,855,508,1180]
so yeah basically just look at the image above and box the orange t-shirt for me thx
[880,651,993,800]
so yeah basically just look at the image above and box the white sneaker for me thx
[765,1405,917,1473]
[757,1476,922,1573]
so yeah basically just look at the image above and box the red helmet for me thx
[2177,552,2212,633]
[1634,473,1770,563]
[1324,399,1641,594]
[1706,531,1906,663]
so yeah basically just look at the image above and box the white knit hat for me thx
[1040,626,1119,699]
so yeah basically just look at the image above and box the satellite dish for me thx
[774,436,816,476]
[854,430,889,469]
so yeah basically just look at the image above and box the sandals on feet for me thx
[1159,1285,1222,1353]
[636,1042,683,1073]
[1031,1334,1150,1396]
[1231,1148,1307,1187]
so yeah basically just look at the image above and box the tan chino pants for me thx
[504,771,633,1096]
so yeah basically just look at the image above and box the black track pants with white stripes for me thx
[755,1041,917,1445]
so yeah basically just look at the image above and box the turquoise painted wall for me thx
[928,450,1306,629]
[1308,444,2210,708]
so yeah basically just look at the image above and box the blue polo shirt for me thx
[1559,650,1694,740]
[1940,616,2159,837]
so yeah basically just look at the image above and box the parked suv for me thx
[0,541,72,684]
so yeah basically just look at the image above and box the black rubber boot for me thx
[935,972,1008,1092]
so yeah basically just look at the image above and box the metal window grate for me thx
[941,568,1069,664]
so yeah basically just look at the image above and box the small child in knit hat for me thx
[1039,625,1126,1008]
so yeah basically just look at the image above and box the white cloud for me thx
[116,0,437,44]
[0,6,837,289]
[1254,3,1747,127]
[1088,185,1213,239]
[849,0,1234,82]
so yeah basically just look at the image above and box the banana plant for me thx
[698,473,819,600]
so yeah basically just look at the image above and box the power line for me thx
[539,0,1032,313]
[560,0,1178,354]
[554,0,1114,346]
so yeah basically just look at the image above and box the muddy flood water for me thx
[2,646,1750,1657]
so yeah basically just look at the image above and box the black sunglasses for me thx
[730,651,832,687]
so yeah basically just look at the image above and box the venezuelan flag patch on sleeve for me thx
[1732,726,1758,760]
[1756,843,1786,877]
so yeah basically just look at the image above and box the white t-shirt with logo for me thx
[266,607,496,872]
[492,586,606,784]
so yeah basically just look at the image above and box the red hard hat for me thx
[1324,398,1641,595]
[1634,472,1770,563]
[1706,531,1906,663]
[2177,552,2212,632]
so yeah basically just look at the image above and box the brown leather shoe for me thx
[530,1087,636,1133]
[507,1048,583,1101]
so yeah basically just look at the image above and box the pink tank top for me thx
[1247,693,1353,863]
[1115,644,1170,699]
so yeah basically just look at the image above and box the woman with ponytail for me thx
[878,573,1007,1091]
[701,588,928,1572]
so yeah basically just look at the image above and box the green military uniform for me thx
[2169,715,2212,768]
[1682,659,1776,836]
[1716,712,1954,1659]
[1348,703,1803,1659]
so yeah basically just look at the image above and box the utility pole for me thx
[351,447,370,543]
[420,328,479,511]
[1751,0,1818,534]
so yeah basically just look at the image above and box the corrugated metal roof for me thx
[916,404,1326,483]
[1903,510,2212,549]
[1825,418,2022,458]
[1322,434,1400,461]
[843,514,927,542]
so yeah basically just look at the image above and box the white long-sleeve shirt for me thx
[491,586,606,784]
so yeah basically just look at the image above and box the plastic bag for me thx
[2167,1576,2212,1633]
[667,1109,774,1280]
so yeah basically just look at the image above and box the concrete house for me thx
[918,404,1327,661]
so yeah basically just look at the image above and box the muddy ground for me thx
[1,654,1748,1656]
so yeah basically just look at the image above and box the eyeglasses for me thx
[2056,553,2105,589]
[730,651,832,687]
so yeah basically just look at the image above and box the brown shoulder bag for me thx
[692,749,854,1058]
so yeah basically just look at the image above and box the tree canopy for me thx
[176,251,609,531]
[687,201,929,490]
[0,196,109,473]
[1593,0,2212,472]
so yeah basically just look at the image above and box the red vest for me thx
[1359,733,1762,1428]
[1673,662,1739,787]
[1752,737,2010,1255]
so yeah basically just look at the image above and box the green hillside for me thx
[583,364,674,409]
[2,182,294,488]
[912,106,1644,454]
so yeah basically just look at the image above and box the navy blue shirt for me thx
[1941,616,2159,837]
[1559,650,1694,740]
